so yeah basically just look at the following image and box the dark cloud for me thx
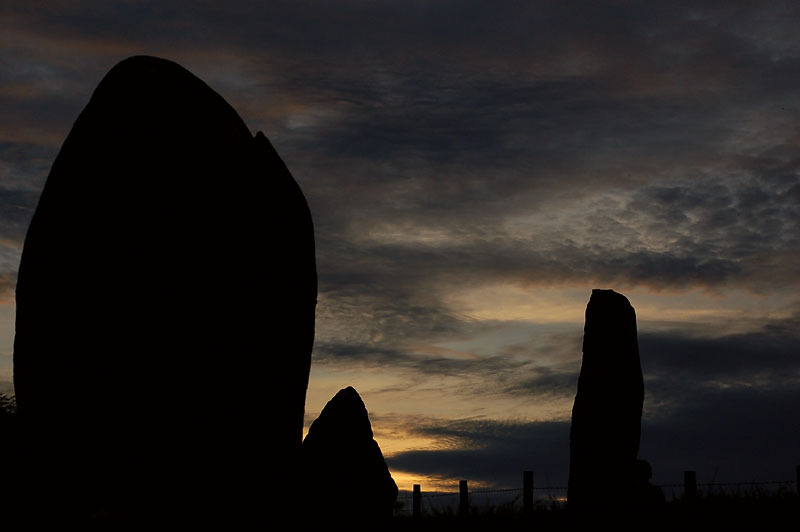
[387,417,570,490]
[0,186,40,244]
[638,315,800,485]
[0,161,48,302]
[366,313,800,492]
[499,364,580,400]
[386,360,800,491]
[640,385,800,488]
[0,143,54,191]
[396,382,800,491]
[640,321,800,386]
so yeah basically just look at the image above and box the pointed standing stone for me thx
[303,386,398,522]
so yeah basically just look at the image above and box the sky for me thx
[1,1,799,501]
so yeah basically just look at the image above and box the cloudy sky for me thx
[2,1,799,498]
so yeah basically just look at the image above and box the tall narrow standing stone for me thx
[13,56,317,522]
[567,289,643,512]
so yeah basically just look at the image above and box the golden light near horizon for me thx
[444,284,589,324]
[388,470,494,494]
[447,282,798,331]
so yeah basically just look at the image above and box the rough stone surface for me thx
[302,386,398,521]
[568,289,644,512]
[13,55,316,522]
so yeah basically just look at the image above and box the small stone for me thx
[303,386,399,522]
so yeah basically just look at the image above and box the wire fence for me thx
[394,468,800,517]
[397,486,564,501]
[398,480,796,501]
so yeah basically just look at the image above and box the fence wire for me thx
[398,486,565,500]
[397,479,795,501]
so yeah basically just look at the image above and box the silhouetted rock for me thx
[567,289,643,513]
[13,55,316,523]
[302,386,398,523]
[631,459,665,514]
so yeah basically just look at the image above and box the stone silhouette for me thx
[631,459,665,513]
[302,386,398,522]
[13,56,316,522]
[567,289,644,513]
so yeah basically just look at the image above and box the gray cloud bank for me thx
[2,2,799,297]
[1,1,798,486]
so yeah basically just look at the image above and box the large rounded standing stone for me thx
[13,55,316,522]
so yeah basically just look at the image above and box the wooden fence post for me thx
[796,465,799,495]
[684,470,697,501]
[523,470,534,516]
[413,484,421,519]
[459,480,470,517]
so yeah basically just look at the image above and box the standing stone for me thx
[302,386,398,522]
[567,289,643,513]
[13,56,316,522]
